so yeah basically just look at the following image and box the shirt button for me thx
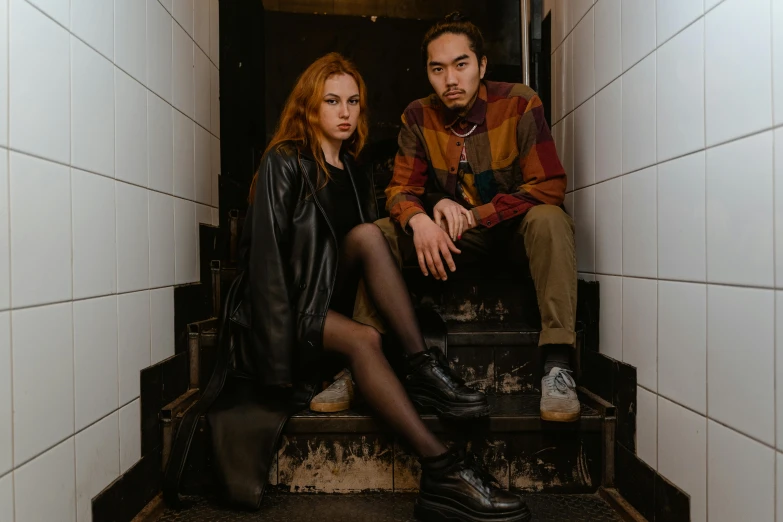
[450,167,456,172]
[486,220,492,226]
[456,142,461,146]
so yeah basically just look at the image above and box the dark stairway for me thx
[138,212,643,522]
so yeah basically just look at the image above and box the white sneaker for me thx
[540,367,580,422]
[309,369,354,413]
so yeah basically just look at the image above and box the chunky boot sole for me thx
[408,392,491,419]
[414,497,531,522]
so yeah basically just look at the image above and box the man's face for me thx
[426,33,487,114]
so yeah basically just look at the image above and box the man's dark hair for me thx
[421,12,486,66]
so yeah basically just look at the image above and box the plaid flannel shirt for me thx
[385,81,567,231]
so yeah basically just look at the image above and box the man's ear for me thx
[479,55,488,79]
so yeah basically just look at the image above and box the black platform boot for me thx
[404,348,491,419]
[417,448,531,522]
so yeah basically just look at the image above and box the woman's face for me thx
[318,73,361,144]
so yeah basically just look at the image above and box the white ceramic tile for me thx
[551,0,567,50]
[705,0,773,146]
[173,0,193,36]
[118,290,151,405]
[658,281,707,414]
[622,54,656,175]
[776,129,783,287]
[657,19,705,162]
[211,135,220,207]
[197,203,211,225]
[658,152,706,282]
[172,22,194,119]
[26,0,68,27]
[194,46,211,129]
[71,37,115,178]
[0,0,8,148]
[10,153,71,307]
[778,453,783,522]
[10,0,70,163]
[0,472,11,522]
[195,123,211,205]
[14,438,75,522]
[160,0,172,13]
[174,197,197,284]
[777,292,783,449]
[563,35,574,116]
[72,168,117,299]
[209,0,219,66]
[574,186,595,273]
[564,191,574,216]
[75,413,118,522]
[210,62,220,138]
[595,77,621,183]
[12,303,74,465]
[173,110,195,200]
[636,386,657,469]
[571,0,593,26]
[119,399,140,473]
[597,274,622,360]
[114,0,146,85]
[594,177,622,275]
[0,313,9,475]
[708,286,775,445]
[578,272,596,282]
[115,69,148,187]
[550,44,559,125]
[707,132,774,287]
[554,43,566,123]
[73,296,118,432]
[211,207,218,226]
[148,91,173,194]
[572,9,594,107]
[704,0,724,10]
[594,0,621,90]
[116,181,150,293]
[0,150,8,310]
[774,0,783,125]
[621,0,656,71]
[558,114,574,192]
[622,277,657,390]
[150,286,174,364]
[622,166,657,278]
[573,98,595,190]
[149,191,175,288]
[147,0,172,103]
[658,397,707,522]
[656,0,703,44]
[194,0,209,53]
[708,421,775,522]
[70,0,113,60]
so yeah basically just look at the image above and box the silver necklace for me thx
[450,123,478,138]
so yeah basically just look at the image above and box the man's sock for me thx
[543,344,572,374]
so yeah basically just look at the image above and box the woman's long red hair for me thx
[248,52,369,202]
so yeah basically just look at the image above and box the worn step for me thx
[154,491,626,522]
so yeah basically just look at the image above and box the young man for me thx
[354,12,580,422]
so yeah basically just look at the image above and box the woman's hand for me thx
[433,199,475,242]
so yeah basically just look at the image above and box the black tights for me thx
[323,223,446,458]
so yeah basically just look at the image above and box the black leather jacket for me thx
[235,141,378,386]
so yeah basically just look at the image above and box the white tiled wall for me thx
[0,0,220,520]
[549,0,782,520]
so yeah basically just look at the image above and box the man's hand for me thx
[409,213,461,280]
[433,199,476,242]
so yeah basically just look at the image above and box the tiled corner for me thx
[594,176,622,275]
[706,131,774,287]
[174,197,197,284]
[622,166,657,278]
[0,149,9,310]
[147,0,172,104]
[73,295,119,432]
[708,421,775,522]
[209,0,219,67]
[173,109,195,200]
[572,8,594,107]
[12,303,74,466]
[656,0,703,44]
[72,168,117,300]
[119,398,141,474]
[195,124,211,205]
[559,113,574,191]
[10,152,72,308]
[594,0,621,90]
[636,386,657,469]
[194,45,211,130]
[116,181,150,293]
[621,53,656,175]
[71,36,115,178]
[0,0,8,148]
[622,277,657,391]
[656,19,704,163]
[10,0,70,164]
[149,191,175,288]
[594,77,621,183]
[172,21,194,120]
[148,91,174,194]
[707,285,775,445]
[621,0,656,71]
[115,68,148,188]
[657,397,707,522]
[658,152,706,282]
[70,0,113,60]
[150,286,175,365]
[114,0,147,85]
[75,412,119,522]
[196,203,211,226]
[777,292,783,450]
[596,274,622,360]
[573,97,595,190]
[118,290,151,406]
[574,186,595,273]
[14,438,76,522]
[776,129,783,287]
[658,281,707,415]
[0,312,9,476]
[705,0,772,146]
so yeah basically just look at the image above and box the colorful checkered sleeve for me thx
[385,112,430,231]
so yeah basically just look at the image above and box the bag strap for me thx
[162,272,245,508]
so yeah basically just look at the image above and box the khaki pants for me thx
[352,204,578,347]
